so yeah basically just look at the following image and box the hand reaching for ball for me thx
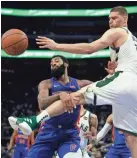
[36,36,58,50]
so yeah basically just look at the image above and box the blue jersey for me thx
[45,77,81,128]
[15,129,30,147]
[13,129,30,158]
[28,77,81,158]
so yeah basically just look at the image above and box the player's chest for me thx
[78,117,89,132]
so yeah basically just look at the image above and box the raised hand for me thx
[105,61,117,75]
[59,92,75,113]
[36,36,57,50]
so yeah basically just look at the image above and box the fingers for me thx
[105,67,109,72]
[59,93,75,113]
[63,99,74,113]
[107,60,117,69]
[105,67,114,75]
[107,61,110,68]
[36,42,46,45]
[39,45,48,48]
[36,36,49,46]
[71,97,79,109]
[105,68,111,74]
[36,37,48,43]
[67,98,75,113]
[37,36,48,39]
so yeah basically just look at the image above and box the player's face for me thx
[109,12,125,28]
[50,57,65,78]
[50,57,64,70]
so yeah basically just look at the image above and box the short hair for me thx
[51,55,69,64]
[110,6,128,16]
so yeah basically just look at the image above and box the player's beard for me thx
[51,64,65,79]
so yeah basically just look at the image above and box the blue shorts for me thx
[28,125,80,158]
[105,145,131,158]
[12,145,29,158]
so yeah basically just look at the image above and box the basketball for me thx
[1,29,28,56]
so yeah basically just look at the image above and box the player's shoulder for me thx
[69,76,80,85]
[90,113,98,121]
[106,28,128,36]
[90,113,97,118]
[38,79,52,89]
[75,78,92,88]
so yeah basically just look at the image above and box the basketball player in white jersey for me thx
[9,6,137,158]
[55,105,98,158]
[78,105,98,158]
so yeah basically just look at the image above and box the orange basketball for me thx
[1,29,28,55]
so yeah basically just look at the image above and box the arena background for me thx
[1,1,137,158]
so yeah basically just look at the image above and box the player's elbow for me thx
[85,44,99,54]
[84,47,93,54]
[81,43,93,54]
[37,95,48,110]
[85,50,91,54]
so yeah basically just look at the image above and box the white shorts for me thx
[83,71,137,135]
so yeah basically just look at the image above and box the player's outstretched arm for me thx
[36,28,120,54]
[96,114,113,142]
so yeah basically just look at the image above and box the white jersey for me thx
[78,110,90,150]
[110,27,137,74]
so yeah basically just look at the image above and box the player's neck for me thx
[120,23,128,28]
[56,74,69,84]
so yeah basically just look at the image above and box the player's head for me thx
[109,6,128,28]
[50,55,69,78]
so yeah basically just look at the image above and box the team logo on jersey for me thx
[54,84,59,88]
[70,144,77,151]
[83,116,87,120]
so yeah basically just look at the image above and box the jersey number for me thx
[19,139,25,144]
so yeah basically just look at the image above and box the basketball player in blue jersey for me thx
[96,114,131,158]
[15,55,92,158]
[7,129,34,158]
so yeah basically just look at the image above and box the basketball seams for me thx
[2,29,28,55]
[4,42,27,56]
[2,38,28,49]
[1,33,26,42]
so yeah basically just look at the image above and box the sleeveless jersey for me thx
[109,27,137,74]
[112,126,126,146]
[15,129,30,147]
[78,110,90,149]
[45,77,80,127]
